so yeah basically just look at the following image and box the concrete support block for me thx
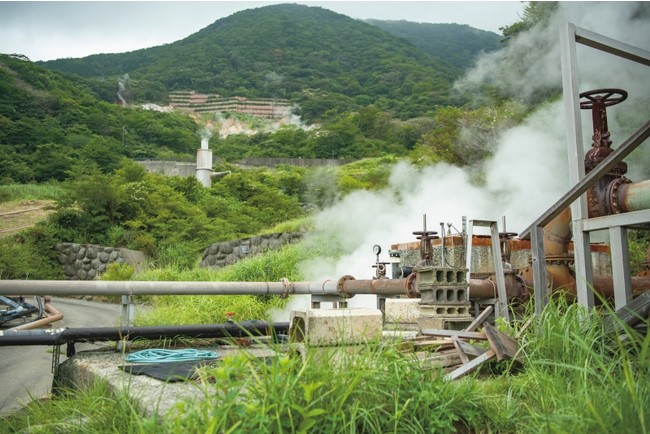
[417,316,474,332]
[384,298,420,325]
[289,308,382,346]
[419,304,471,318]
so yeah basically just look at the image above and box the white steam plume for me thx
[298,2,650,310]
[117,73,129,106]
[198,125,214,150]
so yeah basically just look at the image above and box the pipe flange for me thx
[405,273,417,298]
[337,275,355,298]
[545,254,575,267]
[279,278,294,299]
[605,176,632,214]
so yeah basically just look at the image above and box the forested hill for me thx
[37,4,497,120]
[365,20,501,70]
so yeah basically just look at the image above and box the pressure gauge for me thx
[372,244,382,255]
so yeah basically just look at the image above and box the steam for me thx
[199,125,213,150]
[212,106,314,138]
[117,73,129,106]
[298,2,650,305]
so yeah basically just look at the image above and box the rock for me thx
[86,247,98,259]
[219,242,233,254]
[63,265,76,277]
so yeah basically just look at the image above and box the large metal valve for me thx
[580,87,629,175]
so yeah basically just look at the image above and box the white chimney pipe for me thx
[196,137,213,187]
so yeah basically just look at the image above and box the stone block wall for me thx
[55,243,146,280]
[200,232,304,269]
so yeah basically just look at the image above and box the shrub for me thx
[101,262,135,281]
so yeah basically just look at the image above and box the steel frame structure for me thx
[520,23,650,316]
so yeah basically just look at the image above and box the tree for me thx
[500,2,558,43]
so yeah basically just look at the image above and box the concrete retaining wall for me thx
[55,243,146,280]
[200,232,304,269]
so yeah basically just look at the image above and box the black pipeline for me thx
[0,320,290,347]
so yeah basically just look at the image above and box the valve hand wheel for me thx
[579,88,627,109]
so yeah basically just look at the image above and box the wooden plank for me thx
[454,338,489,357]
[452,336,470,364]
[444,349,496,381]
[420,329,487,340]
[464,306,493,332]
[418,351,462,369]
[605,292,650,333]
[483,324,519,362]
[401,337,451,351]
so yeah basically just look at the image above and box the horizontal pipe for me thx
[341,278,412,296]
[0,280,336,297]
[0,321,290,346]
[0,278,414,298]
[617,179,650,213]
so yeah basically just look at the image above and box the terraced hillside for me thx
[169,90,291,117]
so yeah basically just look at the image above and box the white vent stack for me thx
[196,137,213,187]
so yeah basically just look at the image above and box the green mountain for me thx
[38,4,489,120]
[0,53,198,183]
[365,20,501,70]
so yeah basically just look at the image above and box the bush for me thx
[100,262,135,281]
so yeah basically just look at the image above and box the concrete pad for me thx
[289,308,382,346]
[53,345,278,418]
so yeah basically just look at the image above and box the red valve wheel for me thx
[579,88,627,109]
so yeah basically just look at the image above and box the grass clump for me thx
[0,183,64,203]
[464,298,650,433]
[1,381,156,434]
[164,344,468,433]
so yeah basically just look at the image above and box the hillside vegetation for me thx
[38,4,492,120]
[366,20,501,70]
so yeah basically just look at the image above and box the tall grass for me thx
[1,381,156,434]
[132,245,305,325]
[466,298,650,433]
[163,344,469,433]
[0,183,64,202]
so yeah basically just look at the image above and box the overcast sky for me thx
[0,1,524,62]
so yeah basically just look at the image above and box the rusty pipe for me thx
[543,207,572,256]
[468,273,528,300]
[8,296,63,331]
[339,277,414,297]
